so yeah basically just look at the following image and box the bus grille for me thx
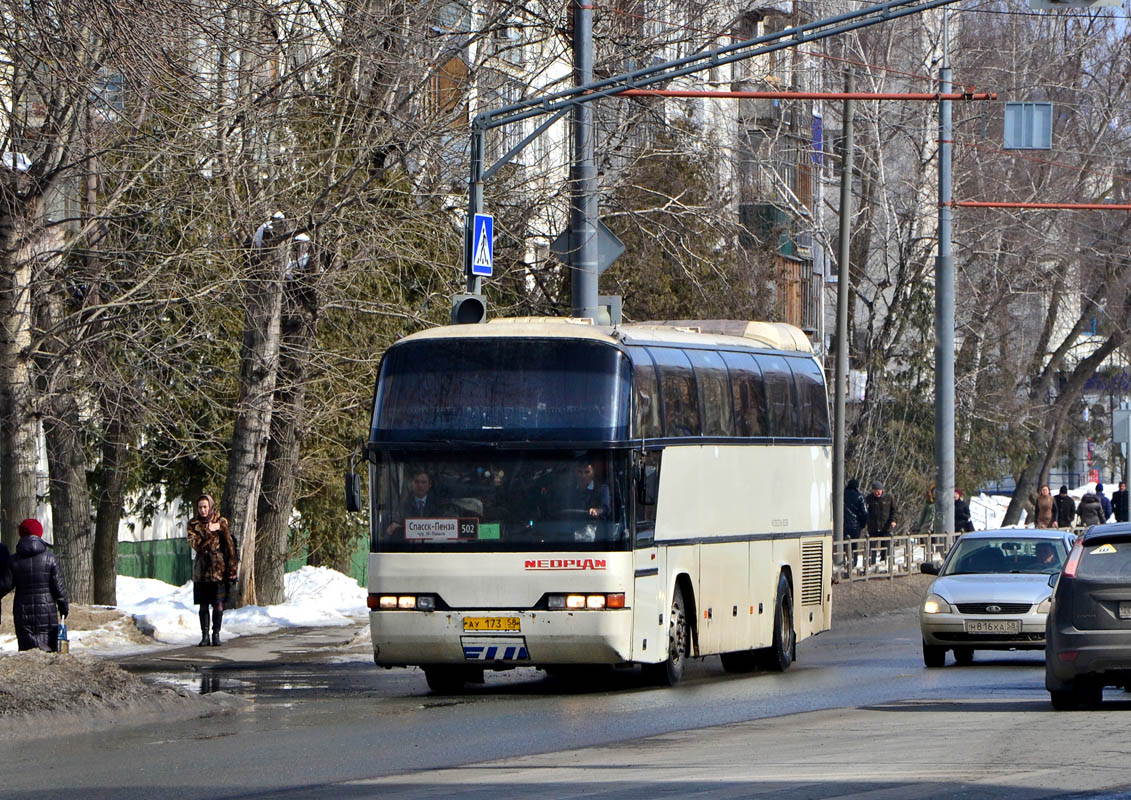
[800,541,823,606]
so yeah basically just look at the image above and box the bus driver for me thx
[568,461,611,520]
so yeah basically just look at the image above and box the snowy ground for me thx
[0,565,369,656]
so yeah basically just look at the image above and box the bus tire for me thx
[759,573,795,672]
[423,665,481,694]
[644,586,689,686]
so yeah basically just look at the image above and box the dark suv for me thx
[1046,523,1131,710]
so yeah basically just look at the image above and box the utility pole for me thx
[935,14,956,542]
[833,70,854,571]
[569,0,598,319]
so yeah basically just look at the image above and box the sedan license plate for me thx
[965,619,1020,634]
[463,617,520,632]
[1119,602,1131,620]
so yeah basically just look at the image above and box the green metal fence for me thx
[118,536,368,588]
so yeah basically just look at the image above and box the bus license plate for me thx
[463,617,520,631]
[965,619,1020,634]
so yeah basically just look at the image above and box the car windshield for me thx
[941,537,1067,575]
[372,449,630,553]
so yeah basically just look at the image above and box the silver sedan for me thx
[919,528,1076,667]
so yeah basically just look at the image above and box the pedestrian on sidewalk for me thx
[865,481,897,560]
[8,518,69,652]
[188,494,239,647]
[1031,485,1056,529]
[1112,481,1129,523]
[954,489,975,533]
[1095,483,1113,522]
[1077,490,1104,528]
[1054,486,1076,529]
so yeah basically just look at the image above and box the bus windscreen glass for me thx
[373,450,630,552]
[372,339,631,442]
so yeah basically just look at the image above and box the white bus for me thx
[349,317,832,691]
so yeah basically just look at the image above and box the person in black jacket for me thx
[8,518,69,652]
[1112,481,1129,523]
[953,489,975,533]
[844,479,867,539]
[1054,486,1076,528]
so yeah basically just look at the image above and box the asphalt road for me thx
[7,610,1131,799]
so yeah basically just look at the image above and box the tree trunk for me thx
[36,272,94,603]
[93,403,128,605]
[255,257,319,605]
[223,219,289,607]
[42,390,94,603]
[0,217,42,552]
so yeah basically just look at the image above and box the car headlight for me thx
[922,593,953,614]
[1036,597,1052,614]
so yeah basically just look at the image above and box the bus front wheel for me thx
[644,586,689,686]
[758,573,795,672]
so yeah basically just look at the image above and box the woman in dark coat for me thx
[8,518,69,652]
[187,494,238,647]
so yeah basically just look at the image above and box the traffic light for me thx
[451,293,487,324]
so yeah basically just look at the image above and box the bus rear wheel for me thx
[644,586,689,686]
[423,665,482,694]
[758,573,795,672]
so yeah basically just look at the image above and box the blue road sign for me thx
[471,213,494,277]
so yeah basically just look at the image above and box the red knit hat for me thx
[18,518,42,538]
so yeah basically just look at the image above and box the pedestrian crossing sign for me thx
[471,213,493,277]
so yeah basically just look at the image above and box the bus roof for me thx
[396,317,813,354]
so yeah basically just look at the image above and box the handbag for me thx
[57,618,69,654]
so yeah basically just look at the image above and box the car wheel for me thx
[923,641,946,668]
[953,647,974,666]
[1049,689,1079,711]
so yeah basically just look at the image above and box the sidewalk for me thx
[115,621,370,674]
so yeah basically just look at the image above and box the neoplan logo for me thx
[524,558,607,570]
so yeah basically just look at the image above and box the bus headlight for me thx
[547,593,625,610]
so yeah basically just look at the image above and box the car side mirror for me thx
[1048,572,1060,589]
[920,561,939,575]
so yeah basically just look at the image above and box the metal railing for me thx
[835,526,1088,581]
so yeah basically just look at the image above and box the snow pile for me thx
[2,566,368,654]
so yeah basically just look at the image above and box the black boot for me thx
[198,606,211,646]
[211,632,221,646]
[211,607,223,646]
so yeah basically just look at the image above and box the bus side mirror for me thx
[345,470,362,512]
[637,465,658,507]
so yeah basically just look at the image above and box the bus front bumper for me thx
[370,609,634,667]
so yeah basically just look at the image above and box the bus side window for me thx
[648,347,701,436]
[722,351,766,437]
[626,346,663,439]
[687,349,734,436]
[757,354,799,437]
[789,357,830,438]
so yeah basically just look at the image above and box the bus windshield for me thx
[372,338,631,442]
[373,450,630,552]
